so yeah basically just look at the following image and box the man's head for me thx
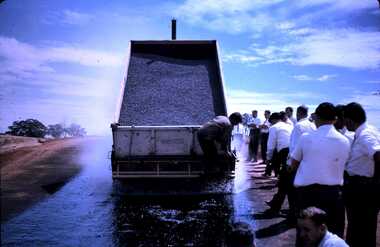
[296,105,308,121]
[334,104,345,130]
[309,113,316,122]
[297,207,328,247]
[252,110,258,118]
[264,110,271,119]
[226,222,255,247]
[285,107,293,118]
[229,112,243,126]
[269,112,281,125]
[314,102,336,128]
[343,102,366,132]
[279,111,288,122]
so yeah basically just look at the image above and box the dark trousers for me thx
[344,176,380,247]
[197,134,218,171]
[260,132,269,162]
[275,147,288,176]
[268,148,295,214]
[295,184,345,238]
[265,149,277,176]
[249,129,260,159]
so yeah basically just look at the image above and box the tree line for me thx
[6,119,86,138]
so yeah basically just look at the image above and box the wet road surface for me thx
[1,135,295,246]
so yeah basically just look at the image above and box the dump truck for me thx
[110,39,235,178]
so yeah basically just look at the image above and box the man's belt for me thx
[345,174,379,185]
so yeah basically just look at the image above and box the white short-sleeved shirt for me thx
[289,116,297,125]
[338,127,354,144]
[267,121,293,160]
[289,117,316,154]
[318,231,349,247]
[345,123,380,177]
[286,118,294,126]
[291,124,350,187]
[260,119,271,134]
[247,116,261,129]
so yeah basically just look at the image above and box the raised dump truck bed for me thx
[111,40,231,178]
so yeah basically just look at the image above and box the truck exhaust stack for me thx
[172,19,176,40]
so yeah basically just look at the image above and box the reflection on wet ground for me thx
[112,192,234,246]
[1,135,294,246]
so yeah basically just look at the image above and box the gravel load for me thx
[119,53,223,126]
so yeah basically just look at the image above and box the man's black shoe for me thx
[262,208,280,217]
[265,201,273,207]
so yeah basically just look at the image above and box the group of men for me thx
[197,102,379,247]
[245,107,296,165]
[248,102,380,247]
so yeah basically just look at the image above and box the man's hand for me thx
[287,165,294,173]
[288,158,300,173]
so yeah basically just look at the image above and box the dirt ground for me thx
[0,135,96,222]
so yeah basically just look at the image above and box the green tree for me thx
[47,124,65,138]
[65,123,86,137]
[6,119,47,138]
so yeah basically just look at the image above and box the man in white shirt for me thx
[266,105,315,220]
[298,207,349,247]
[247,110,261,162]
[264,112,294,217]
[260,110,271,166]
[198,112,243,173]
[343,102,380,247]
[289,102,350,237]
[289,105,316,155]
[281,110,294,126]
[334,104,354,143]
[286,106,297,125]
[266,113,293,176]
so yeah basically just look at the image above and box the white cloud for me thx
[174,0,380,70]
[46,46,123,67]
[276,21,296,30]
[296,0,376,11]
[317,74,336,81]
[226,88,319,116]
[173,0,377,35]
[174,0,283,17]
[225,29,380,69]
[62,10,93,25]
[173,0,282,34]
[222,53,261,64]
[293,75,313,81]
[287,28,317,36]
[291,29,380,69]
[0,96,113,135]
[293,74,336,81]
[367,80,380,84]
[44,10,94,26]
[342,92,380,128]
[0,36,125,134]
[0,36,123,76]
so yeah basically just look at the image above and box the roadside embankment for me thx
[0,135,101,222]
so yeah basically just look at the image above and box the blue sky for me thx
[0,0,379,134]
